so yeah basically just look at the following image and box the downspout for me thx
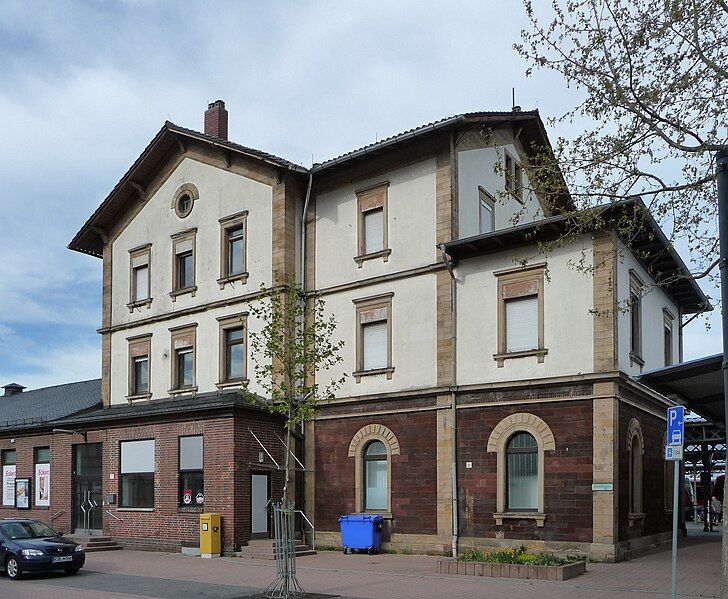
[300,172,313,291]
[439,243,458,558]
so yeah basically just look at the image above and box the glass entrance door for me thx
[73,443,103,533]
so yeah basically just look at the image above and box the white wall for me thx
[315,275,438,398]
[616,247,681,375]
[111,157,273,327]
[109,302,270,405]
[456,239,595,385]
[315,158,437,290]
[457,129,543,239]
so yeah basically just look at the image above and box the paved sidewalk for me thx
[0,532,720,598]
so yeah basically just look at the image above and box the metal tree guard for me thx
[264,502,305,599]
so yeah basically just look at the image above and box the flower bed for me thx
[438,547,587,581]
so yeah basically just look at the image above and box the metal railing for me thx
[295,510,315,551]
[105,510,123,523]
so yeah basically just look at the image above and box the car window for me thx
[0,521,57,539]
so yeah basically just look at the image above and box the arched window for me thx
[627,418,645,519]
[506,432,538,511]
[364,441,388,510]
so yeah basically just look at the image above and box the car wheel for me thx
[64,568,80,575]
[6,556,21,580]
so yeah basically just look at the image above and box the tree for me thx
[515,0,727,594]
[247,278,345,504]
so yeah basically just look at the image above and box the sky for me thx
[0,0,721,390]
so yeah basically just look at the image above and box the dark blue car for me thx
[0,519,85,580]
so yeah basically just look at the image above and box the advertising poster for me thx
[15,478,30,510]
[2,465,16,506]
[35,463,50,507]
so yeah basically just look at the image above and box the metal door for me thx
[251,473,270,538]
[73,443,103,533]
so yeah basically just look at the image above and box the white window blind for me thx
[364,209,384,254]
[120,440,155,474]
[134,265,149,301]
[179,436,203,471]
[362,321,388,370]
[505,295,538,353]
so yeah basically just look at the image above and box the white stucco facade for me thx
[616,247,680,376]
[457,129,544,239]
[456,239,595,385]
[315,158,437,290]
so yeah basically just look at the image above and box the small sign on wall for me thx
[592,483,613,491]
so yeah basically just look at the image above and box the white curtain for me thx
[505,296,538,352]
[120,440,155,474]
[365,459,387,509]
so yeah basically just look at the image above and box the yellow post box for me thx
[200,513,221,558]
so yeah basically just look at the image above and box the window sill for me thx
[353,367,394,383]
[493,348,548,367]
[217,272,249,289]
[117,507,154,512]
[493,512,546,527]
[127,298,152,313]
[168,386,198,397]
[628,512,646,525]
[169,286,197,301]
[126,393,152,403]
[178,506,204,513]
[354,249,391,267]
[629,352,645,368]
[215,379,249,390]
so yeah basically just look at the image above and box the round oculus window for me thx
[176,193,193,218]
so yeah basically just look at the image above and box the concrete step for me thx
[237,539,316,560]
[67,535,123,552]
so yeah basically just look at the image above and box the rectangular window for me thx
[179,436,204,507]
[664,309,675,366]
[504,151,524,204]
[479,187,495,234]
[120,440,155,509]
[354,293,393,381]
[170,325,196,392]
[217,313,248,386]
[514,163,523,203]
[2,449,16,507]
[34,448,50,507]
[218,211,249,287]
[629,271,643,364]
[171,229,196,298]
[128,244,151,310]
[495,264,546,366]
[356,183,389,265]
[127,334,152,399]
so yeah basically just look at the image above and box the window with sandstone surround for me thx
[494,263,547,367]
[629,270,644,368]
[127,334,152,401]
[170,229,197,300]
[170,324,197,394]
[353,293,394,382]
[479,187,495,234]
[487,413,555,527]
[663,308,675,367]
[627,418,645,525]
[347,424,400,516]
[355,182,391,266]
[217,211,249,288]
[172,183,199,219]
[127,244,152,311]
[216,312,248,388]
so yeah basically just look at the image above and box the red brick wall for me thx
[314,412,438,536]
[457,400,594,543]
[617,404,670,542]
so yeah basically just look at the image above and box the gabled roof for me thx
[68,122,308,258]
[0,379,102,431]
[443,198,711,314]
[69,109,566,258]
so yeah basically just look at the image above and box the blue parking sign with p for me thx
[667,406,684,446]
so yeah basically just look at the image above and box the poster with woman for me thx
[35,463,50,507]
[2,464,16,506]
[14,478,30,510]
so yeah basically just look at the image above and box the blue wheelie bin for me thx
[339,514,383,554]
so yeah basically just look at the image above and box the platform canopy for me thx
[639,354,724,426]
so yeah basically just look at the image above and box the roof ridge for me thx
[17,378,101,394]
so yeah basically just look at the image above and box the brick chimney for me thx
[3,383,25,397]
[204,100,228,140]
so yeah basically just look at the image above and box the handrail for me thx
[295,510,315,551]
[50,510,65,521]
[105,510,123,523]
